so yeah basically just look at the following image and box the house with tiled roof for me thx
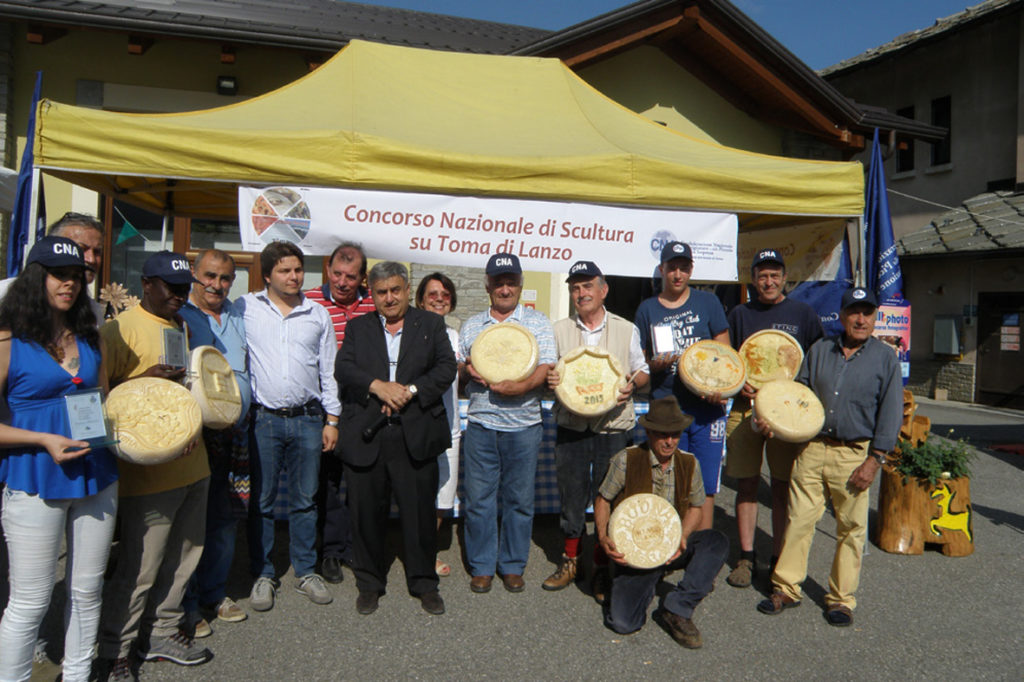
[825,0,1024,406]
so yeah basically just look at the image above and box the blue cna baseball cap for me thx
[565,260,603,281]
[142,250,199,285]
[26,236,93,271]
[659,241,693,264]
[841,286,879,310]
[485,253,522,277]
[751,248,785,270]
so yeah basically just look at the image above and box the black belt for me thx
[255,399,322,418]
[816,436,865,450]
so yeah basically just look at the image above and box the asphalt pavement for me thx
[19,398,1024,681]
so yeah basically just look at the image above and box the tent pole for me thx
[855,215,865,287]
[25,166,41,250]
[160,211,169,250]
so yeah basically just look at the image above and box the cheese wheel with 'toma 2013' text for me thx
[554,346,626,417]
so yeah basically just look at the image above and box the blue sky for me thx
[355,0,979,69]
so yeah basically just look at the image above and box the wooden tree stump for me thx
[875,466,974,557]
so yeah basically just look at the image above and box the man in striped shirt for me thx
[305,242,376,584]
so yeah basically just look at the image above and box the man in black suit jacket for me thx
[335,261,457,616]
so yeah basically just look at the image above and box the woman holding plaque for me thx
[0,236,118,682]
[416,272,461,577]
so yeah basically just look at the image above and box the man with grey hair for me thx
[335,261,456,615]
[0,212,107,320]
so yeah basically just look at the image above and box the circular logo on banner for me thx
[649,230,675,259]
[251,187,311,245]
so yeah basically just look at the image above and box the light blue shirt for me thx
[179,298,252,423]
[459,303,557,431]
[379,314,403,382]
[236,291,341,416]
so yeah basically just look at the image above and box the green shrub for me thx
[894,430,975,486]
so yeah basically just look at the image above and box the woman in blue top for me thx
[0,236,118,682]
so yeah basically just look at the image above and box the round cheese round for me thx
[752,379,825,443]
[106,377,203,465]
[609,493,683,569]
[470,322,539,384]
[677,340,746,398]
[189,345,242,429]
[739,329,804,390]
[554,346,626,417]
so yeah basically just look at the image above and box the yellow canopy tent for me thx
[32,39,863,278]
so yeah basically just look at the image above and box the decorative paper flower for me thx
[99,282,140,313]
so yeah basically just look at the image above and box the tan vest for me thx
[612,446,695,518]
[553,310,636,433]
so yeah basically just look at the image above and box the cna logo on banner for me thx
[649,230,676,260]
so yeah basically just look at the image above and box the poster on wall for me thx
[238,185,742,280]
[875,298,911,384]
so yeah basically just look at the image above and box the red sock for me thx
[593,544,609,566]
[564,537,581,558]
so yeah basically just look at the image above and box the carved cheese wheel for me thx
[752,379,825,443]
[609,493,683,569]
[106,377,203,465]
[739,329,804,390]
[470,322,539,384]
[189,345,242,429]
[554,346,626,417]
[677,340,746,398]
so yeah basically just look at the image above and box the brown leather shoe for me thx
[661,610,703,649]
[469,575,493,593]
[757,591,800,615]
[501,573,525,593]
[541,555,578,591]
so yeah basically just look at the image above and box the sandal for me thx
[435,559,451,577]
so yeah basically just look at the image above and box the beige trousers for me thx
[771,439,870,609]
[99,477,209,658]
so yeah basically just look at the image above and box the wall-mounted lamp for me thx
[216,75,238,96]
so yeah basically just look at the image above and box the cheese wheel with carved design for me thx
[106,378,203,465]
[470,322,539,384]
[189,346,242,429]
[609,493,683,569]
[554,346,626,417]
[751,379,825,443]
[677,340,746,398]
[739,329,804,390]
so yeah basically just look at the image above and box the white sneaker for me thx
[250,577,276,612]
[215,597,248,622]
[295,573,333,605]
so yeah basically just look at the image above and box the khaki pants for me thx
[771,439,869,610]
[99,477,209,658]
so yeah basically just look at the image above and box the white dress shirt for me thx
[237,290,341,416]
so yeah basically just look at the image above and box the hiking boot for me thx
[214,597,247,623]
[591,565,611,604]
[295,573,333,605]
[94,656,137,682]
[250,577,276,612]
[726,558,755,588]
[542,554,578,591]
[661,610,703,649]
[141,630,212,666]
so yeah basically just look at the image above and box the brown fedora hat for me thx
[638,397,694,433]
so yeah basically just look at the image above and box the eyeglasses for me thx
[426,290,451,300]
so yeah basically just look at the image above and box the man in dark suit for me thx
[335,261,457,616]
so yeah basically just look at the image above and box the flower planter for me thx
[875,465,973,557]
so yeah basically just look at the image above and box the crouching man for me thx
[594,397,728,649]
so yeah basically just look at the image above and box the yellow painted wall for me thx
[577,45,784,155]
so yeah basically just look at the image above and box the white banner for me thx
[239,186,739,281]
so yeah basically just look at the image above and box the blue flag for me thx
[788,233,854,338]
[6,71,44,277]
[865,128,903,299]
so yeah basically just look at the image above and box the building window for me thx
[930,96,951,166]
[896,106,915,172]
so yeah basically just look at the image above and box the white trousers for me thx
[0,482,118,682]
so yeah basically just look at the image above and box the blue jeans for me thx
[248,411,322,579]
[462,421,541,576]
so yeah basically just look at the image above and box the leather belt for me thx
[816,436,865,450]
[255,400,322,418]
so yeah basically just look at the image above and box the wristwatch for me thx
[408,384,418,397]
[868,450,887,465]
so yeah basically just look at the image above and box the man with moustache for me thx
[179,249,251,634]
[757,287,901,627]
[543,260,649,600]
[723,249,822,588]
[305,242,374,583]
[459,253,557,594]
[97,251,216,676]
[335,262,455,615]
[634,242,730,532]
[237,241,340,611]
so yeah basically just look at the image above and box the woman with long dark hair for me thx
[415,272,461,577]
[0,236,118,682]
